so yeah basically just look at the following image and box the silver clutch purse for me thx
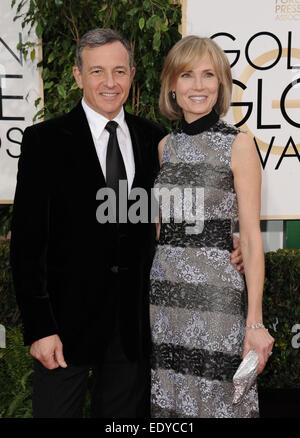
[233,350,258,404]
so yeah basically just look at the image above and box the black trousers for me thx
[32,333,150,418]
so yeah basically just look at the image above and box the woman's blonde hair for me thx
[159,35,232,120]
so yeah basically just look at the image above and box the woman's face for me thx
[173,53,219,123]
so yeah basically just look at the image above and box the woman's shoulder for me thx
[158,134,171,166]
[213,119,245,137]
[212,120,252,154]
[231,127,257,170]
[158,133,171,148]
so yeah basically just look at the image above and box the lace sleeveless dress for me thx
[149,111,259,418]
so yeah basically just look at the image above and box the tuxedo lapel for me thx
[64,102,106,189]
[125,112,144,191]
[62,105,150,194]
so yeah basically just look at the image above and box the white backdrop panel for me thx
[184,0,300,218]
[0,0,42,202]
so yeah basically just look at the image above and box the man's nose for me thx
[104,72,116,87]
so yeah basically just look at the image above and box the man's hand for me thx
[30,334,67,370]
[231,235,245,274]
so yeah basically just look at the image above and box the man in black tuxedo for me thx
[10,28,243,418]
[10,28,168,418]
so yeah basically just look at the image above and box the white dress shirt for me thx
[81,98,135,192]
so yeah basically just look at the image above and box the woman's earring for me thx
[171,91,176,100]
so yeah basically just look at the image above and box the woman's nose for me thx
[193,75,203,89]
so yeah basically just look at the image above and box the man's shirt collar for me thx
[81,98,126,139]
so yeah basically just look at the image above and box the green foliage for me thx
[0,327,33,418]
[258,249,300,389]
[12,0,182,127]
[0,240,29,418]
[0,206,13,238]
[0,239,20,328]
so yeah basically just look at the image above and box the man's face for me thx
[73,41,135,119]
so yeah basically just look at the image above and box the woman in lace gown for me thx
[149,36,274,418]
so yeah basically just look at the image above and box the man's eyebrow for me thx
[88,65,103,71]
[88,65,128,71]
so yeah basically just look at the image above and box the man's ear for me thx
[73,66,83,89]
[130,66,136,83]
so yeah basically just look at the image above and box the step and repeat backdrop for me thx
[0,0,42,203]
[183,0,300,219]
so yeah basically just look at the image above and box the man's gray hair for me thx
[76,28,134,71]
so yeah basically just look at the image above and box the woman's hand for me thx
[231,235,245,274]
[242,327,275,374]
[156,221,161,241]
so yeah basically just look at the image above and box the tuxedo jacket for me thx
[10,102,167,365]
